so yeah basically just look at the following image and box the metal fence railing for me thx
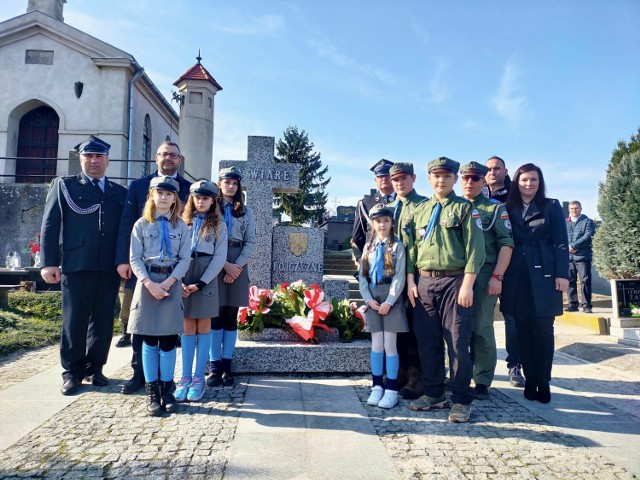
[0,156,197,184]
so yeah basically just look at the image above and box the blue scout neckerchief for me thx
[224,203,233,236]
[370,241,386,286]
[158,216,173,260]
[191,213,206,252]
[423,202,442,241]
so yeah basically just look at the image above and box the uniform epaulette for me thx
[489,198,502,204]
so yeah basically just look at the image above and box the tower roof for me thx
[173,55,222,90]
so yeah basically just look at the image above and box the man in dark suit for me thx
[351,159,395,264]
[40,135,127,395]
[115,141,192,393]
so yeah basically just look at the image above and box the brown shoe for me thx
[396,366,409,390]
[399,367,424,399]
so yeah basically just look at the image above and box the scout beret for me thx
[460,161,489,176]
[370,159,394,177]
[74,135,110,155]
[389,162,414,178]
[219,166,242,181]
[428,157,460,174]
[149,176,179,192]
[190,180,219,197]
[369,204,394,219]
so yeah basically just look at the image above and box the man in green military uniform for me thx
[406,157,485,423]
[460,162,514,400]
[388,162,428,399]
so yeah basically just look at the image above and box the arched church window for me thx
[142,114,152,175]
[16,105,59,183]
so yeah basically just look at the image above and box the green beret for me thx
[389,162,414,178]
[460,161,489,176]
[428,156,459,174]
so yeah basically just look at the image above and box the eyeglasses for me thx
[157,152,179,159]
[461,175,483,182]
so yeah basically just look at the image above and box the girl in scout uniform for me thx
[128,176,192,416]
[358,204,408,409]
[175,181,228,403]
[207,167,257,387]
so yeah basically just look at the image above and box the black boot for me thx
[160,380,177,413]
[146,382,162,416]
[221,358,234,387]
[206,360,223,387]
[121,369,145,394]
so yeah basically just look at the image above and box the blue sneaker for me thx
[187,376,206,402]
[174,376,191,403]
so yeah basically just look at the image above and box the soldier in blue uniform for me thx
[40,135,127,395]
[351,159,396,263]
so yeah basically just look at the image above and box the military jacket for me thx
[407,191,485,274]
[390,189,428,246]
[351,190,396,255]
[469,195,514,269]
[357,236,406,306]
[130,215,192,282]
[40,174,126,273]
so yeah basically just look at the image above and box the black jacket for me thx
[351,191,395,253]
[40,174,127,273]
[501,198,569,317]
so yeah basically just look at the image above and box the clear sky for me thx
[3,0,639,218]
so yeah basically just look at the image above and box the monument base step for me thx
[609,326,640,347]
[557,311,609,334]
[233,339,371,373]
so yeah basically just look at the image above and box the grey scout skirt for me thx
[217,245,249,308]
[183,255,221,318]
[364,282,408,333]
[128,270,184,336]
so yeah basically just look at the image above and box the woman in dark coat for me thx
[500,164,569,403]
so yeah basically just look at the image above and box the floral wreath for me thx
[238,280,367,343]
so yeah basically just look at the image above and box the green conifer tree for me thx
[274,126,330,226]
[594,129,640,278]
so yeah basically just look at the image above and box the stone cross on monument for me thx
[219,136,301,288]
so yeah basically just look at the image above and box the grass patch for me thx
[0,309,62,357]
[1,291,63,357]
[1,291,122,359]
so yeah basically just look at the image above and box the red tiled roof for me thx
[173,63,223,90]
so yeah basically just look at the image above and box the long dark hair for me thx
[218,177,246,217]
[506,163,547,212]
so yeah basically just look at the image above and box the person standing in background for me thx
[484,155,525,388]
[565,201,596,314]
[351,159,396,264]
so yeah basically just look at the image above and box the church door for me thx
[16,106,60,183]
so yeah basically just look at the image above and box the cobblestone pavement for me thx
[0,362,248,480]
[0,344,59,391]
[0,319,638,479]
[352,379,636,480]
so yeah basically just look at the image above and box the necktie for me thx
[370,242,386,286]
[191,213,206,252]
[224,203,233,236]
[158,216,173,260]
[92,178,103,192]
[423,202,442,242]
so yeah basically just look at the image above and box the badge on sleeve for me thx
[471,209,482,229]
[504,219,512,230]
[500,211,509,219]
